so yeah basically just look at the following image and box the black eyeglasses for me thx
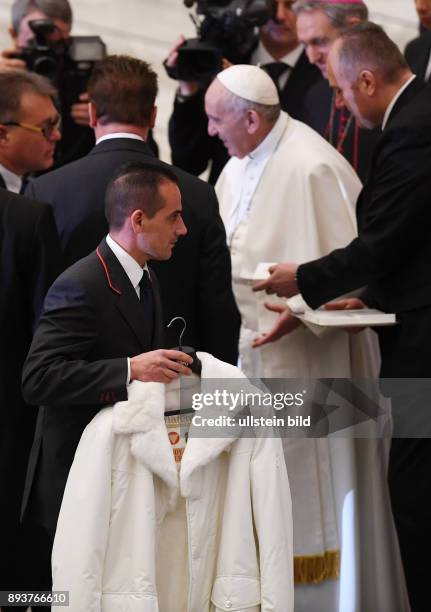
[3,115,61,139]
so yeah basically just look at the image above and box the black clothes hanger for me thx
[165,317,202,417]
[167,316,202,376]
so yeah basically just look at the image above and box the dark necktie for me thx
[262,62,290,91]
[139,269,154,344]
[19,175,29,195]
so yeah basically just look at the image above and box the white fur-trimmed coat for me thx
[52,353,293,612]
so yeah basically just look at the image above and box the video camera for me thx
[17,19,106,106]
[165,0,272,83]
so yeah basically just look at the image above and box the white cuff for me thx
[127,357,131,385]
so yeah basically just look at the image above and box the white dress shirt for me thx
[96,132,144,145]
[0,164,23,193]
[425,51,431,82]
[106,234,151,383]
[251,42,304,90]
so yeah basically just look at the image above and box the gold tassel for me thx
[294,550,340,584]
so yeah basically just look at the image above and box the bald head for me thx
[204,66,281,159]
[327,22,413,129]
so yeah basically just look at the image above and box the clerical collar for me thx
[248,111,288,163]
[0,163,22,194]
[96,132,144,145]
[381,75,416,131]
[251,41,304,69]
[106,234,150,291]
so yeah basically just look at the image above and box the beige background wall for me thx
[0,0,422,161]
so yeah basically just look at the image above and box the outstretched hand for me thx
[252,303,301,348]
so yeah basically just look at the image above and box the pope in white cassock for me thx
[206,65,408,612]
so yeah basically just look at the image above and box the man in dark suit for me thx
[166,0,322,184]
[0,0,97,169]
[405,0,431,81]
[294,0,379,183]
[0,71,61,193]
[0,188,61,607]
[21,162,193,602]
[25,54,240,363]
[254,23,431,611]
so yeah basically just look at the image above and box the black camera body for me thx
[166,0,272,82]
[18,19,106,105]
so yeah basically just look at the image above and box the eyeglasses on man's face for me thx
[3,115,61,139]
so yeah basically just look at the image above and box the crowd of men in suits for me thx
[2,0,431,611]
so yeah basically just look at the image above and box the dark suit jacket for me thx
[405,31,431,81]
[21,238,165,531]
[0,188,61,586]
[25,137,240,364]
[298,79,431,375]
[304,79,380,183]
[168,49,323,184]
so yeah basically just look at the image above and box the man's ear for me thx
[149,106,157,129]
[88,102,98,128]
[130,209,147,233]
[245,109,261,134]
[359,70,376,96]
[0,124,9,144]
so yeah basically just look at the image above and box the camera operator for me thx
[0,0,95,168]
[166,0,322,184]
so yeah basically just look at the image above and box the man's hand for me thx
[324,297,366,311]
[165,35,199,96]
[252,303,301,348]
[71,92,91,127]
[0,48,27,71]
[130,349,193,384]
[324,297,367,334]
[252,263,299,298]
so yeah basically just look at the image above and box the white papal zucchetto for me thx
[216,64,279,106]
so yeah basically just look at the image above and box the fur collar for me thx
[112,353,246,508]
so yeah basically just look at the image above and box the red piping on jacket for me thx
[96,246,121,295]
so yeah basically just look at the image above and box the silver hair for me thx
[292,0,368,28]
[222,89,281,123]
[11,0,73,32]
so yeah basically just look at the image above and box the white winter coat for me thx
[52,353,293,612]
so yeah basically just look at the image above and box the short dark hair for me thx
[336,22,409,84]
[12,0,73,32]
[0,70,57,123]
[105,162,179,231]
[88,55,158,126]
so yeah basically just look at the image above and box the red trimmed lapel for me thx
[96,246,121,295]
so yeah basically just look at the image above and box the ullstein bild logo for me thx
[191,414,311,428]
